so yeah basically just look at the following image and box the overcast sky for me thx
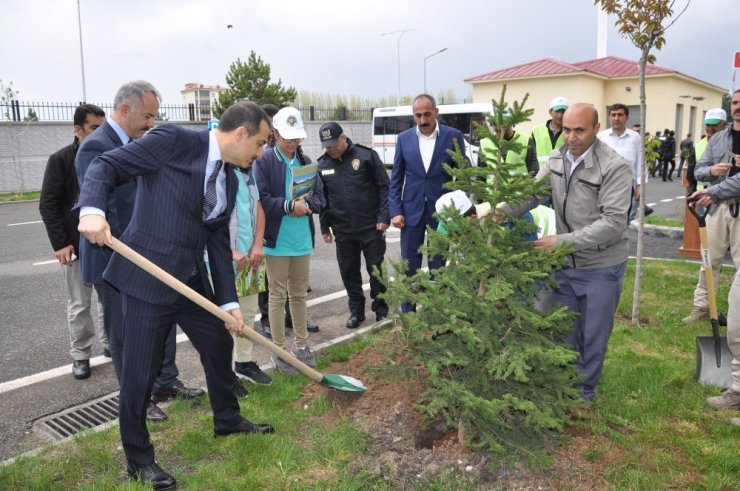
[1,0,737,105]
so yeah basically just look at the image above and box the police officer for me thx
[317,122,390,328]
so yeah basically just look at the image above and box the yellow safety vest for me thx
[695,136,708,160]
[531,123,565,168]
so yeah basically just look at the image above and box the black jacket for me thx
[317,139,389,239]
[660,135,676,161]
[39,141,82,252]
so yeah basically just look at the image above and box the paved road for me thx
[0,176,697,462]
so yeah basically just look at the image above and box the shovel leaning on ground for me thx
[686,198,732,388]
[108,237,367,392]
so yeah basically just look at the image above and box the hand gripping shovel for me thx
[686,199,732,388]
[109,237,366,392]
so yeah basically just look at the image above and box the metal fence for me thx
[0,101,373,122]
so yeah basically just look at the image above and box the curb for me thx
[629,221,683,239]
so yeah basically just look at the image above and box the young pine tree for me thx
[379,88,582,462]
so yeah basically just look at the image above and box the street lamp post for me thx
[76,0,87,102]
[423,47,447,94]
[380,28,417,101]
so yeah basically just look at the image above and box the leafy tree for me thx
[597,0,689,325]
[0,79,25,191]
[213,51,297,118]
[378,88,581,462]
[1,79,18,121]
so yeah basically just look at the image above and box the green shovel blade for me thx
[320,374,367,392]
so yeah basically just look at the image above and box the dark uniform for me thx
[318,139,390,320]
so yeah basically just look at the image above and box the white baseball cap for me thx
[272,107,307,139]
[704,108,727,125]
[550,97,569,111]
[435,190,472,215]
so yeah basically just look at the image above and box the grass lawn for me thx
[0,259,738,490]
[0,191,40,202]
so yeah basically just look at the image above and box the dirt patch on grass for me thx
[299,337,615,489]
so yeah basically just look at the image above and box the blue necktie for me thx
[202,160,223,221]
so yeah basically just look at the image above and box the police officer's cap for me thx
[319,122,344,148]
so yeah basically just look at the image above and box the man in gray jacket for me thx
[690,89,740,413]
[501,103,633,403]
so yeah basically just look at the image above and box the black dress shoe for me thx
[151,379,205,403]
[146,401,168,422]
[307,322,319,333]
[375,311,388,322]
[346,314,366,329]
[214,418,275,437]
[102,348,111,358]
[127,462,177,490]
[72,360,90,380]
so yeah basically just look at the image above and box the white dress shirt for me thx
[597,127,643,186]
[416,121,439,173]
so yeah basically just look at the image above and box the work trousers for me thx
[118,274,240,467]
[63,260,107,360]
[553,261,627,402]
[266,255,311,350]
[691,201,740,311]
[335,231,388,317]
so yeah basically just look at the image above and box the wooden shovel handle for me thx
[109,237,323,383]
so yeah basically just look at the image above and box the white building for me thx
[180,83,229,121]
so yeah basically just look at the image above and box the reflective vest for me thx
[531,123,565,168]
[529,205,556,239]
[695,136,709,187]
[695,136,708,160]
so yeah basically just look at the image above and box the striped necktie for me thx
[202,160,223,221]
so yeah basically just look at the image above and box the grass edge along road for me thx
[0,259,738,490]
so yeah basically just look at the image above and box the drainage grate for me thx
[38,394,119,440]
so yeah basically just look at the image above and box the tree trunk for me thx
[630,49,649,325]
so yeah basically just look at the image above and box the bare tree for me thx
[597,0,690,324]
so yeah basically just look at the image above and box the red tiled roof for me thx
[465,55,675,82]
[572,56,675,77]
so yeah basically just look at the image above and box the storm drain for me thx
[37,394,119,440]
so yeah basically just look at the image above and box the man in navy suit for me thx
[389,94,467,311]
[75,81,203,422]
[78,101,274,489]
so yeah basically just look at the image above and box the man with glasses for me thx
[317,122,390,328]
[389,94,467,312]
